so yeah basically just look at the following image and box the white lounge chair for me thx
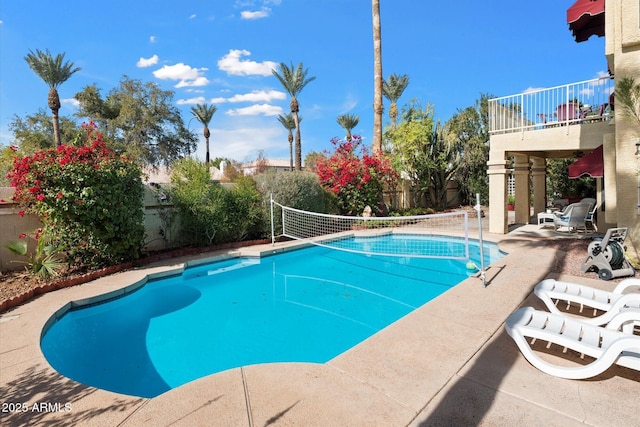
[505,306,640,379]
[534,278,640,326]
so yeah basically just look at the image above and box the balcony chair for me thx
[557,102,579,122]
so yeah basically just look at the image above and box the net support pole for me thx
[270,193,275,246]
[475,193,487,287]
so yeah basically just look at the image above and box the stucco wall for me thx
[605,0,640,257]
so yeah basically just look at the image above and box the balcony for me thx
[489,77,614,135]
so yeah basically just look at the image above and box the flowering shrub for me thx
[7,123,145,268]
[314,135,398,215]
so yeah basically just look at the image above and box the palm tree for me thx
[336,114,360,142]
[277,113,299,171]
[372,0,383,154]
[272,62,316,171]
[24,49,81,146]
[616,76,640,129]
[383,73,410,129]
[190,103,217,164]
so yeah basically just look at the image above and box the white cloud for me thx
[523,86,546,94]
[210,97,228,104]
[218,49,277,76]
[153,63,210,88]
[596,70,609,78]
[175,76,210,88]
[189,14,197,19]
[61,98,79,109]
[205,125,286,160]
[227,89,286,103]
[177,97,206,105]
[137,54,159,68]
[149,36,156,43]
[339,94,358,113]
[241,9,270,19]
[227,104,283,116]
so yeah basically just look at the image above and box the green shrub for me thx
[7,123,145,268]
[225,176,265,241]
[170,158,224,246]
[253,170,337,234]
[170,159,265,246]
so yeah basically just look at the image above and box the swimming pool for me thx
[41,235,503,398]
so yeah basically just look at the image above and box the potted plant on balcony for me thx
[507,194,515,211]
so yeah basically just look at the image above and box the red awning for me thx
[568,145,603,179]
[567,0,605,43]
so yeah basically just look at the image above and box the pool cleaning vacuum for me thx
[580,227,635,281]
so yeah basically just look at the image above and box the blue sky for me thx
[0,0,605,163]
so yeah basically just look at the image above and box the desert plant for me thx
[6,230,65,279]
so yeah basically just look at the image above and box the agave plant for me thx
[6,231,66,280]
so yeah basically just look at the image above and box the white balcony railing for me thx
[489,76,614,135]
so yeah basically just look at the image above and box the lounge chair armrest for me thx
[613,278,640,294]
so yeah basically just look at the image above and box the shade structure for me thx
[568,145,603,179]
[567,0,605,42]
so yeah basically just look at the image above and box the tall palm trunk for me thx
[292,97,302,170]
[288,132,294,171]
[372,0,383,154]
[390,103,398,130]
[48,88,62,146]
[204,126,211,164]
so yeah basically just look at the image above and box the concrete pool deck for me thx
[1,224,639,426]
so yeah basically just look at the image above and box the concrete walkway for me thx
[1,225,639,426]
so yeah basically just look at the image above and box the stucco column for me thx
[603,133,617,225]
[530,157,546,217]
[488,150,509,234]
[513,154,531,224]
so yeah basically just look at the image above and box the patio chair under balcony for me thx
[585,203,598,232]
[553,202,591,233]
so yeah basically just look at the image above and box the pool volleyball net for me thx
[271,198,470,260]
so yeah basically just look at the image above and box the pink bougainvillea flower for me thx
[18,210,25,217]
[18,233,27,239]
[55,192,63,199]
[36,194,45,201]
[77,199,83,205]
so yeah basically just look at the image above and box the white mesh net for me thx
[271,200,470,260]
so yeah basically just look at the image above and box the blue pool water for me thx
[41,236,503,398]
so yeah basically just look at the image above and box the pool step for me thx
[182,258,260,280]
